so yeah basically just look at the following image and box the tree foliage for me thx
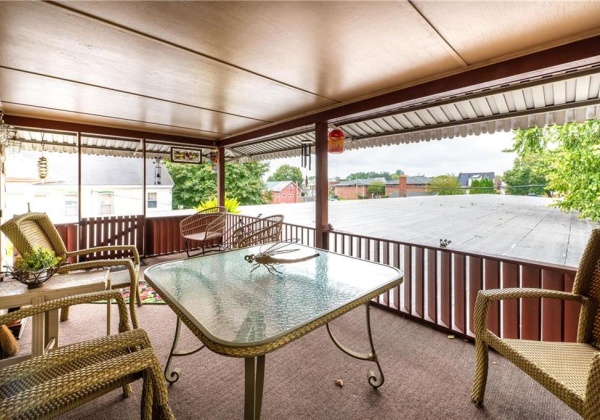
[469,179,495,194]
[503,155,548,196]
[428,175,465,195]
[267,164,303,186]
[367,180,385,197]
[344,170,403,181]
[507,120,600,220]
[166,161,269,209]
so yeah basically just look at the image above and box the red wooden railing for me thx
[55,213,579,342]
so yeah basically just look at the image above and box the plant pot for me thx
[4,266,59,289]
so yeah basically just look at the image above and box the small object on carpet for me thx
[335,379,344,387]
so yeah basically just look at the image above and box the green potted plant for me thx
[7,247,63,289]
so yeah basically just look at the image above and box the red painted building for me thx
[266,181,302,204]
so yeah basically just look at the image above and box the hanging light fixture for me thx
[38,134,48,179]
[328,127,345,154]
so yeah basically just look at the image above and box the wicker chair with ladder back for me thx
[471,228,600,419]
[232,214,284,249]
[1,212,142,328]
[179,206,227,257]
[0,290,175,419]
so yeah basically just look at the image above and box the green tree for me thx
[503,155,548,196]
[428,175,465,195]
[508,120,600,220]
[268,164,303,186]
[166,161,269,209]
[470,178,495,194]
[367,180,385,197]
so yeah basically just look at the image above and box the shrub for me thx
[196,196,241,214]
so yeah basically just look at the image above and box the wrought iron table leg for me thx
[164,316,205,384]
[326,302,385,388]
[244,355,266,420]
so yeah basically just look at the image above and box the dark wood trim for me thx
[217,146,226,207]
[3,115,215,147]
[315,122,328,250]
[221,35,600,146]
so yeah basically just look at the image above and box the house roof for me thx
[265,181,296,192]
[457,172,495,187]
[385,176,432,186]
[2,2,600,161]
[5,150,174,186]
[336,178,386,187]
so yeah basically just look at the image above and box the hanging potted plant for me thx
[5,247,63,289]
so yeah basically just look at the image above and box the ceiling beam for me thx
[3,115,216,147]
[221,35,600,147]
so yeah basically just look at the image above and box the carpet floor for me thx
[8,300,580,420]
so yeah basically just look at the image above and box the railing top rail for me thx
[325,228,578,274]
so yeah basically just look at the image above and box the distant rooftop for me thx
[240,195,600,267]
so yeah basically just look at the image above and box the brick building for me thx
[265,181,302,204]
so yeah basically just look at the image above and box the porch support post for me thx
[217,146,226,207]
[315,122,329,250]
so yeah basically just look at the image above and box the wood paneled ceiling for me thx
[2,1,600,158]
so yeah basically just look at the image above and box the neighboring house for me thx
[458,172,495,190]
[334,178,386,199]
[265,181,302,204]
[4,150,173,223]
[386,175,433,198]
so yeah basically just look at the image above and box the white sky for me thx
[265,131,517,180]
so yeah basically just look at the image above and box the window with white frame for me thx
[99,192,113,215]
[147,192,158,209]
[65,193,77,216]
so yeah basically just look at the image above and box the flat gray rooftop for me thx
[240,195,600,267]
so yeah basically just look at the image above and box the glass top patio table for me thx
[144,243,403,357]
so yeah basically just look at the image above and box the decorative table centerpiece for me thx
[5,247,63,289]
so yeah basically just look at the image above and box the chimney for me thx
[399,175,407,197]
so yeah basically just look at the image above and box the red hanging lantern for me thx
[328,128,345,154]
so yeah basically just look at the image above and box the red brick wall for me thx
[268,183,302,204]
[335,185,368,199]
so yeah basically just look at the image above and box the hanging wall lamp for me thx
[328,127,345,154]
[38,134,48,179]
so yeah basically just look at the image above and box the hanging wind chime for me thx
[300,130,312,170]
[38,135,48,179]
[209,150,218,172]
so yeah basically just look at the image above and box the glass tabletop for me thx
[144,243,402,349]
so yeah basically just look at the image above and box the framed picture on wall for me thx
[171,147,203,164]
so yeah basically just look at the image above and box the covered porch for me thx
[1,1,600,419]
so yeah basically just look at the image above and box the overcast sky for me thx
[265,131,517,180]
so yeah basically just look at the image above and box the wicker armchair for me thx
[232,215,284,248]
[180,206,227,257]
[1,212,141,328]
[0,290,174,419]
[471,228,600,419]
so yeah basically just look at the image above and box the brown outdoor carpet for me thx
[11,303,581,419]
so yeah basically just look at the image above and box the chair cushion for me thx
[496,338,598,413]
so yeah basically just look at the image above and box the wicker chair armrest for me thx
[59,258,138,278]
[66,245,140,265]
[473,288,584,336]
[0,328,149,384]
[0,346,173,419]
[478,288,582,302]
[0,290,130,334]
